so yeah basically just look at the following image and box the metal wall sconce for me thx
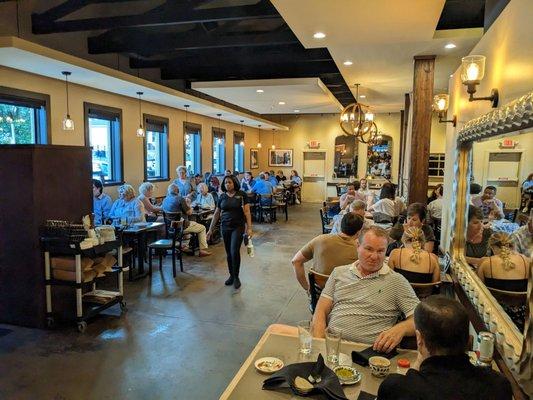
[433,94,457,127]
[460,55,499,108]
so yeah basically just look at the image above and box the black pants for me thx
[221,225,245,278]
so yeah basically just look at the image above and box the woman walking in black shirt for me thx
[207,175,253,289]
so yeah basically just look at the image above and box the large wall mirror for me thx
[333,135,358,178]
[451,92,532,396]
[366,135,392,179]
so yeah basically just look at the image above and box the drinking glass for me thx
[325,327,341,366]
[297,320,313,354]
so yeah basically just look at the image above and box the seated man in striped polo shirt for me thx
[312,225,420,352]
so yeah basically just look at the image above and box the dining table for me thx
[121,221,165,280]
[220,327,418,400]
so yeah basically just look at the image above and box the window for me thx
[0,87,49,144]
[184,122,201,175]
[428,153,445,177]
[84,103,122,184]
[212,127,226,174]
[233,131,245,173]
[144,115,169,181]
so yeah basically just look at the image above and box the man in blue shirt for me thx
[266,171,279,188]
[252,173,279,205]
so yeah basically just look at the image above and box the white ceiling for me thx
[192,78,343,114]
[271,0,483,112]
[0,36,287,131]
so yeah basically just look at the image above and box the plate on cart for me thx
[254,357,284,374]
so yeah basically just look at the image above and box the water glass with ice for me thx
[297,320,313,354]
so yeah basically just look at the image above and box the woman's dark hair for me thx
[379,182,396,200]
[220,175,241,192]
[407,202,427,221]
[414,295,469,356]
[93,179,104,195]
[470,183,482,195]
[468,205,483,222]
[352,181,361,191]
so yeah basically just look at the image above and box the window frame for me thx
[84,102,124,186]
[428,152,446,178]
[212,126,226,174]
[143,113,170,182]
[0,86,51,145]
[183,121,202,175]
[233,130,245,173]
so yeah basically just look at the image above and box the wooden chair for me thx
[308,270,330,313]
[487,286,527,307]
[410,281,442,299]
[148,219,184,278]
[274,190,289,222]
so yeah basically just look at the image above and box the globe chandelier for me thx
[339,84,378,144]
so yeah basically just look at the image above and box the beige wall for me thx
[0,65,259,198]
[256,112,446,185]
[441,0,533,251]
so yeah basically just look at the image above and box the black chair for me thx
[259,194,277,223]
[432,217,442,255]
[320,206,332,234]
[148,219,184,278]
[308,270,330,313]
[274,191,289,222]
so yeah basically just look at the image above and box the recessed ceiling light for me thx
[343,60,353,66]
[359,95,366,99]
[256,89,264,93]
[313,32,326,39]
[294,109,300,113]
[278,101,286,105]
[445,43,456,49]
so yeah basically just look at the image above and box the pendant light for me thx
[61,71,74,131]
[136,91,145,137]
[257,124,262,148]
[184,104,190,143]
[239,120,245,146]
[216,113,222,145]
[271,128,276,150]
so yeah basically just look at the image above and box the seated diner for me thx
[109,184,146,223]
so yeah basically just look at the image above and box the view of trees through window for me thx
[0,103,37,144]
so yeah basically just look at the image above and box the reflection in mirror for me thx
[366,135,392,179]
[464,129,532,332]
[333,135,358,178]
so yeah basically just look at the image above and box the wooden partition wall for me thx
[0,145,92,328]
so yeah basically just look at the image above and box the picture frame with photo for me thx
[250,148,259,169]
[268,149,293,167]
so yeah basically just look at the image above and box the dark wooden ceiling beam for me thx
[161,60,338,81]
[129,46,331,69]
[88,29,299,54]
[33,0,279,34]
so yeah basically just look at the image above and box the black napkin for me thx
[262,354,348,400]
[351,346,398,367]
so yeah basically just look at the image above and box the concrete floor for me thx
[0,203,319,400]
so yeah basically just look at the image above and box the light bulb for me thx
[365,112,374,121]
[341,114,348,122]
[271,144,276,150]
[257,142,262,148]
[240,140,245,146]
[466,62,480,81]
[437,98,446,111]
[136,126,145,137]
[217,138,222,145]
[62,116,75,131]
[349,112,355,121]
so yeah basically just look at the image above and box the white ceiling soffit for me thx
[192,78,343,114]
[271,0,483,113]
[0,36,287,131]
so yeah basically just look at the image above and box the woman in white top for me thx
[368,182,404,222]
[427,184,443,221]
[192,183,215,210]
[110,184,146,223]
[138,182,162,219]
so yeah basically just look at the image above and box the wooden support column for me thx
[408,55,435,204]
[398,93,410,196]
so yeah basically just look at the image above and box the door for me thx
[303,150,326,202]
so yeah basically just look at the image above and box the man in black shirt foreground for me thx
[377,295,512,400]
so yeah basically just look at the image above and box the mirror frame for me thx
[451,91,533,394]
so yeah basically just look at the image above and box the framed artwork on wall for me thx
[250,148,259,169]
[269,149,293,167]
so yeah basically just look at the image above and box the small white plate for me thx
[254,357,284,374]
[334,366,362,385]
